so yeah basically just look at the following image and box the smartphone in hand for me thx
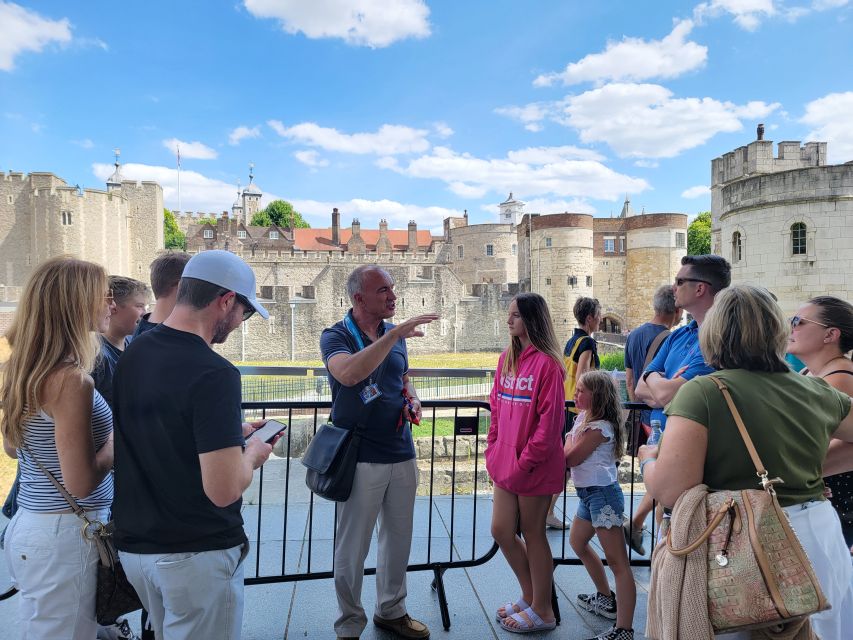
[247,419,287,444]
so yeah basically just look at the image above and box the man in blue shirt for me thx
[321,266,438,640]
[635,255,731,429]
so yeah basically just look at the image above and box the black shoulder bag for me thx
[302,342,391,502]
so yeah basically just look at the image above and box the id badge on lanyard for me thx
[345,314,384,405]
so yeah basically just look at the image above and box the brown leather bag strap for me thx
[709,377,784,493]
[642,329,670,372]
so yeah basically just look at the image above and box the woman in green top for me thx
[638,285,853,640]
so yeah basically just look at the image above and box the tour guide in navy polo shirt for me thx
[634,255,731,430]
[321,265,438,640]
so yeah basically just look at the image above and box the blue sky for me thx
[1,0,852,233]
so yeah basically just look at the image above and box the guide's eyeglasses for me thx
[790,316,829,329]
[234,293,256,322]
[674,277,712,287]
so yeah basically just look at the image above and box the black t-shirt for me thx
[112,324,247,553]
[564,328,600,368]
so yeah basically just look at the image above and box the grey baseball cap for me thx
[181,250,269,319]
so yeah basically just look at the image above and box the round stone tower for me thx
[529,213,594,341]
[625,213,688,328]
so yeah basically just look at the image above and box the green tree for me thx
[163,208,186,250]
[688,211,711,255]
[250,199,310,228]
[195,216,219,226]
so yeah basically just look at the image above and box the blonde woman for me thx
[2,256,115,639]
[488,293,566,633]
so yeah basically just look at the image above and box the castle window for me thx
[512,244,517,256]
[269,231,279,240]
[441,319,448,336]
[586,276,593,287]
[732,231,742,263]
[546,277,552,286]
[568,275,578,287]
[237,230,247,239]
[7,195,13,204]
[675,232,686,249]
[457,245,464,259]
[61,210,72,225]
[545,237,552,248]
[619,237,625,253]
[203,229,213,239]
[791,223,806,255]
[604,238,615,253]
[268,316,275,335]
[485,244,494,256]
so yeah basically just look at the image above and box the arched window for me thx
[732,231,742,263]
[791,223,806,255]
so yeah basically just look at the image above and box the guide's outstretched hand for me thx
[392,313,440,339]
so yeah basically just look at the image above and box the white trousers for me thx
[119,542,248,640]
[721,500,853,640]
[333,459,418,637]
[4,507,110,640]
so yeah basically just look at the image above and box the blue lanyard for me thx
[344,312,383,386]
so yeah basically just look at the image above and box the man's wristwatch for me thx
[642,370,657,383]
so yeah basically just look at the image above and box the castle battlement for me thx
[2,172,26,181]
[712,138,827,187]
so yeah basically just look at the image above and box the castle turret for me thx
[242,163,262,222]
[231,182,243,223]
[499,192,523,226]
[106,148,123,192]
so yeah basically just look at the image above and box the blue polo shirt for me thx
[320,311,414,464]
[643,320,714,429]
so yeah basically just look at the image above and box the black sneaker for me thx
[576,591,617,620]
[587,625,634,640]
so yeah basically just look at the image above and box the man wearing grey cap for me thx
[112,250,275,640]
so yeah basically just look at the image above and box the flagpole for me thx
[176,144,182,213]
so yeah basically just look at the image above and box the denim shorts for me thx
[576,483,625,529]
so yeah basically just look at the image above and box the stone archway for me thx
[600,314,622,334]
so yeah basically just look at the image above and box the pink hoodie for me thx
[485,345,566,496]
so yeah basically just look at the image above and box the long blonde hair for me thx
[502,293,566,377]
[577,370,626,460]
[1,256,106,447]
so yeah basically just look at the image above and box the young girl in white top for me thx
[564,371,635,640]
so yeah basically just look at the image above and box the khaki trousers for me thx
[333,459,418,637]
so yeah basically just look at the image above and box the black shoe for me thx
[586,625,634,640]
[576,590,617,620]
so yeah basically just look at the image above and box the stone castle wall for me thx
[444,222,518,285]
[714,163,853,314]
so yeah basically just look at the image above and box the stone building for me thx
[711,126,853,313]
[0,157,163,300]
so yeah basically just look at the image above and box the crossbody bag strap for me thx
[21,444,88,519]
[642,329,670,372]
[709,376,784,492]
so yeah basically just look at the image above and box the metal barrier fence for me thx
[241,397,655,630]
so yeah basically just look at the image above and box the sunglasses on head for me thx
[674,277,712,287]
[790,315,829,329]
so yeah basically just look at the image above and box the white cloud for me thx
[0,2,71,71]
[294,149,330,168]
[506,145,605,164]
[72,138,94,149]
[634,159,659,168]
[694,0,776,30]
[383,145,649,202]
[494,103,551,132]
[92,162,279,213]
[534,20,707,87]
[682,185,710,198]
[243,0,430,48]
[433,121,454,138]
[228,125,261,146]
[292,197,458,234]
[802,91,853,163]
[268,120,430,155]
[558,83,780,158]
[162,138,218,160]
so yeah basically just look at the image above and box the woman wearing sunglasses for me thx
[787,296,853,548]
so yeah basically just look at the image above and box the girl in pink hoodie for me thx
[487,293,566,634]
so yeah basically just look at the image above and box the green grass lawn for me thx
[411,415,489,438]
[237,351,501,370]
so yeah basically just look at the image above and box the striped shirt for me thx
[16,389,114,512]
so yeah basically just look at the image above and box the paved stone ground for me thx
[0,485,654,639]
